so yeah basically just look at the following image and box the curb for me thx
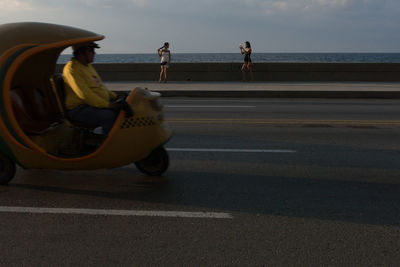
[148,90,400,99]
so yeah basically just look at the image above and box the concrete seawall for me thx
[56,63,400,82]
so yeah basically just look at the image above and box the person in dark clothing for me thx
[239,41,254,81]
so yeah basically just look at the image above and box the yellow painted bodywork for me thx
[13,88,171,169]
[0,22,171,170]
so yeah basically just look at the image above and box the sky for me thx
[1,0,399,53]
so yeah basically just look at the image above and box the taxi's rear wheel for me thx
[135,147,169,176]
[0,154,16,185]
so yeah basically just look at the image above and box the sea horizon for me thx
[57,52,400,64]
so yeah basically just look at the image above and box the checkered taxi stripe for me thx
[120,116,156,129]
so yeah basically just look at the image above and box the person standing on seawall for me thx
[157,42,171,83]
[239,41,254,82]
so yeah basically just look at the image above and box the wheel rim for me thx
[136,147,169,176]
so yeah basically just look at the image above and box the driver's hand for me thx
[117,92,128,100]
[109,101,121,111]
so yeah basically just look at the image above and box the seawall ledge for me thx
[56,62,400,82]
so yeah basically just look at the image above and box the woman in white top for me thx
[157,42,171,83]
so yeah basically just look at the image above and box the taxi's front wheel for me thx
[0,154,16,185]
[135,147,169,176]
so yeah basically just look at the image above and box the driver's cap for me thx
[72,41,100,52]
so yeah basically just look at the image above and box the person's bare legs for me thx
[248,63,254,81]
[241,64,247,81]
[159,66,164,83]
[163,66,168,83]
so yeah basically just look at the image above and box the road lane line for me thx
[165,105,255,108]
[167,148,296,153]
[168,118,400,126]
[0,207,233,219]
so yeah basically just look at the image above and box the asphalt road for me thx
[1,98,400,266]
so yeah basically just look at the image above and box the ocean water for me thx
[57,53,400,64]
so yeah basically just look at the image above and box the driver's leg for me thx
[68,105,118,135]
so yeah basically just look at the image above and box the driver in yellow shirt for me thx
[63,42,121,135]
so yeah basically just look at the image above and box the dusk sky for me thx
[1,0,399,53]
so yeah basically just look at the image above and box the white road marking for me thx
[0,206,233,219]
[167,148,296,153]
[165,105,255,108]
[165,99,266,103]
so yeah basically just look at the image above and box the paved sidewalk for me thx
[105,81,400,98]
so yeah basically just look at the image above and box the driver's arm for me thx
[63,66,114,109]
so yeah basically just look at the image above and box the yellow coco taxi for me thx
[0,22,172,184]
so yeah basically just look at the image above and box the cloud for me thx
[0,0,147,13]
[237,0,387,16]
[0,0,34,11]
[81,0,148,8]
[0,0,388,18]
[311,0,349,7]
[0,0,399,52]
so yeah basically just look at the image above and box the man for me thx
[62,42,121,135]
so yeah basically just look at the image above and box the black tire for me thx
[0,154,16,185]
[135,147,169,176]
